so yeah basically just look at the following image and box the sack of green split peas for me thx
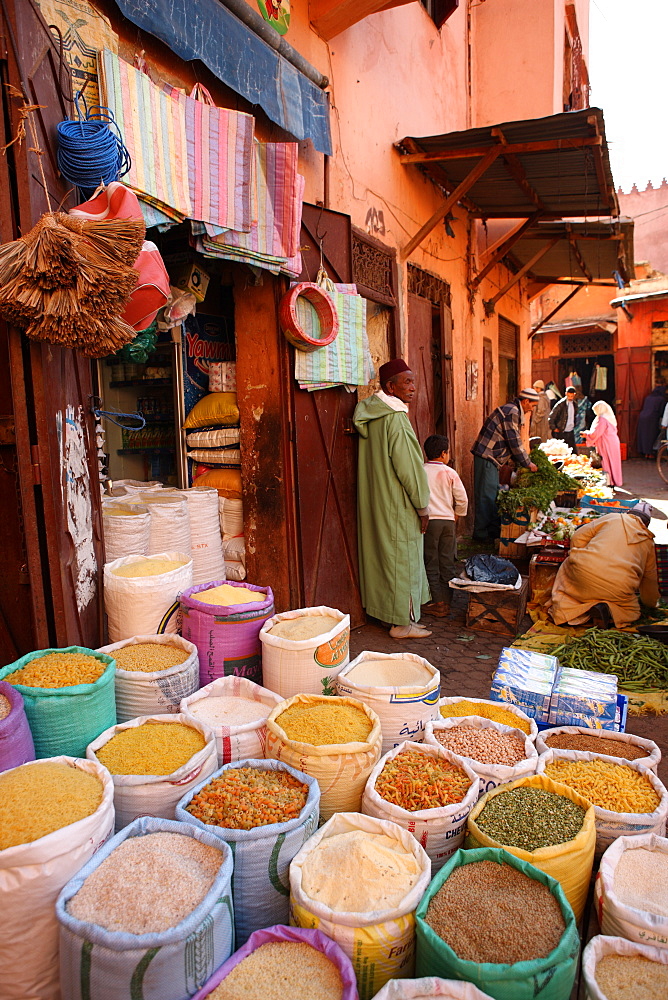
[56,816,235,1000]
[290,810,432,1000]
[0,756,114,1000]
[594,833,668,949]
[362,741,479,872]
[465,773,596,922]
[415,848,579,1000]
[176,758,320,946]
[266,694,382,820]
[190,924,359,1000]
[537,749,668,858]
[86,713,218,831]
[0,646,116,758]
[582,934,668,1000]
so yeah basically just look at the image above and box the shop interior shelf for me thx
[141,416,175,424]
[110,379,173,388]
[117,447,175,455]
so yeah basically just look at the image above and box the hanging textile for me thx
[36,0,118,110]
[100,50,192,222]
[595,365,608,391]
[294,283,375,391]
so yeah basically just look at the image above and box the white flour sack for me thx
[138,491,192,557]
[424,717,538,798]
[260,606,351,699]
[97,634,199,723]
[370,978,497,999]
[535,726,661,773]
[337,653,441,754]
[0,756,114,1000]
[179,487,226,585]
[595,833,668,949]
[86,714,218,832]
[180,675,283,766]
[110,480,162,495]
[101,502,151,562]
[103,552,193,641]
[362,741,479,872]
[438,696,538,742]
[290,811,432,1000]
[582,934,668,1000]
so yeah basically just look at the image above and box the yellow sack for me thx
[465,772,596,922]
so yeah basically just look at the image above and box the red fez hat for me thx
[379,358,411,384]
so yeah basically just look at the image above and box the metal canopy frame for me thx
[397,108,618,262]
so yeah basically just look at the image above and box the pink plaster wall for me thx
[619,181,668,276]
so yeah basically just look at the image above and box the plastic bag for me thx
[115,327,158,363]
[465,554,519,586]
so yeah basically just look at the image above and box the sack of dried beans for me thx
[416,848,579,1000]
[176,759,320,946]
[595,833,668,949]
[362,741,479,872]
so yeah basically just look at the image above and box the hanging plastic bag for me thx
[465,554,519,586]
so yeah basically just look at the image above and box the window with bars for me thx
[560,332,612,355]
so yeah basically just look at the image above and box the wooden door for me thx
[616,346,652,453]
[441,302,455,450]
[531,357,556,390]
[407,293,434,446]
[483,337,493,419]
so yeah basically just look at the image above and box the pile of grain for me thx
[345,658,433,687]
[187,696,271,727]
[440,700,531,735]
[186,767,308,830]
[277,700,372,746]
[113,643,189,672]
[7,651,105,688]
[612,847,668,917]
[207,941,343,1000]
[595,954,668,1000]
[0,762,103,849]
[433,725,527,766]
[543,732,649,761]
[268,615,340,641]
[425,860,565,964]
[111,558,187,578]
[0,693,11,720]
[67,832,222,933]
[194,584,259,605]
[94,722,205,775]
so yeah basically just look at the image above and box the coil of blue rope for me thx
[57,101,131,197]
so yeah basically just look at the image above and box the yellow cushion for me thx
[183,392,239,429]
[193,467,242,498]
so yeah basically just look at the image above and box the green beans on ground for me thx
[475,788,586,852]
[550,629,668,692]
[425,860,565,964]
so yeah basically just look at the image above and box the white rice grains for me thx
[206,941,343,1000]
[187,696,272,727]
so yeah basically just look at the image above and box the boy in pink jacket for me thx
[422,434,469,617]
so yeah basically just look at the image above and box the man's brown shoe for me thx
[421,601,450,617]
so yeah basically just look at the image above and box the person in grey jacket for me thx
[548,386,578,449]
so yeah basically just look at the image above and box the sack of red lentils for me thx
[175,758,320,946]
[361,741,479,872]
[415,848,579,1000]
[370,978,496,999]
[535,726,661,772]
[424,717,538,798]
[582,934,668,1000]
[0,680,35,773]
[56,816,235,1000]
[595,833,668,949]
[191,924,359,999]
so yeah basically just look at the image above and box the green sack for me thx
[0,647,116,758]
[415,848,579,1000]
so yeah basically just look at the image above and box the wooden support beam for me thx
[473,213,542,289]
[483,238,560,314]
[529,284,584,338]
[310,0,412,39]
[399,134,602,165]
[531,277,616,285]
[401,146,501,261]
[491,128,546,212]
[566,228,593,282]
[587,114,616,214]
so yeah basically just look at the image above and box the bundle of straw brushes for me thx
[0,212,146,357]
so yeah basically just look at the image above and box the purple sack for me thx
[0,680,35,773]
[180,581,274,687]
[191,924,359,1000]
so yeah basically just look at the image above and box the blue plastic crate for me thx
[535,694,628,734]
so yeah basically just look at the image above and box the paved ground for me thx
[350,458,668,786]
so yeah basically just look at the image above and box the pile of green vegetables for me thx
[497,447,580,518]
[550,628,668,692]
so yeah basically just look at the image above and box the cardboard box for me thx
[172,262,210,302]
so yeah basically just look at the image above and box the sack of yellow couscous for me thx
[104,551,193,641]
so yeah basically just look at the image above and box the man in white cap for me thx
[471,389,539,541]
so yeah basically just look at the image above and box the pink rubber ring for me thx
[279,282,339,352]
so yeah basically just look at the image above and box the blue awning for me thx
[114,0,332,155]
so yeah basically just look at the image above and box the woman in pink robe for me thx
[584,401,623,486]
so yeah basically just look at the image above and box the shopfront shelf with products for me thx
[110,378,173,389]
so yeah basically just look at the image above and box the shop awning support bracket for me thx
[472,212,543,290]
[529,284,584,339]
[483,238,560,316]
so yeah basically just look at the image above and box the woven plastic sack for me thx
[370,979,496,999]
[138,491,192,556]
[57,816,234,1000]
[191,924,359,1000]
[0,680,35,772]
[582,934,668,1000]
[260,606,350,699]
[290,811,432,1000]
[180,675,282,765]
[535,726,661,773]
[415,848,579,1000]
[266,693,382,821]
[101,502,151,562]
[594,833,668,949]
[97,634,199,723]
[438,696,538,742]
[0,756,114,1000]
[110,479,162,495]
[337,652,441,754]
[0,647,116,759]
[219,496,243,536]
[465,773,596,921]
[536,749,668,858]
[180,581,274,687]
[180,487,226,585]
[362,741,479,872]
[424,717,538,798]
[176,759,320,945]
[104,552,193,641]
[86,714,218,831]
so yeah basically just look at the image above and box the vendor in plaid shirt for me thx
[470,388,539,541]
